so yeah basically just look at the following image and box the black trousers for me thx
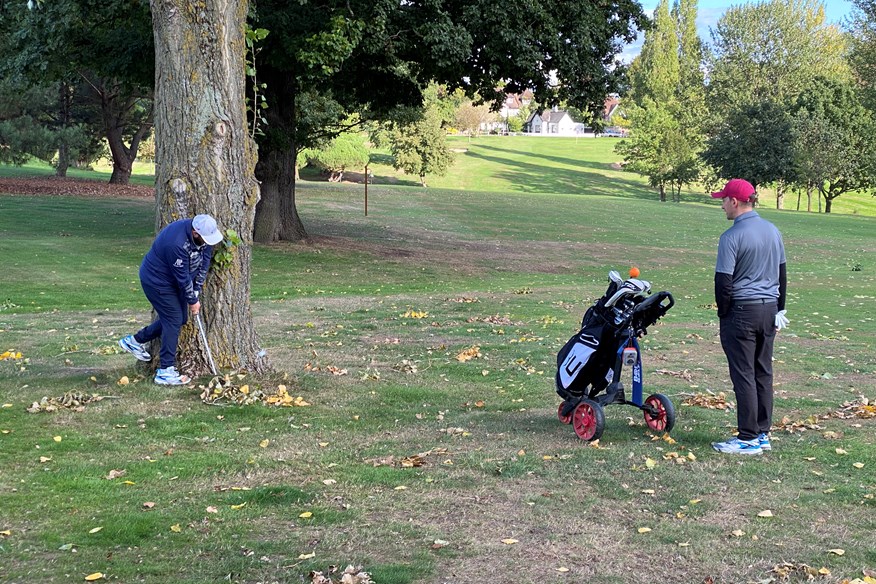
[719,302,777,441]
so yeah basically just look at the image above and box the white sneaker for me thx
[119,335,151,361]
[154,366,191,385]
[711,437,763,455]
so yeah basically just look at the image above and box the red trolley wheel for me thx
[557,402,573,425]
[644,393,676,433]
[572,399,605,442]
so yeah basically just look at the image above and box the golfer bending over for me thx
[710,179,788,455]
[119,214,223,385]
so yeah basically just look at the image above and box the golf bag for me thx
[556,272,673,401]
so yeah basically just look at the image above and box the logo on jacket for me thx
[174,259,184,267]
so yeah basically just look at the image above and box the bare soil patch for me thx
[0,176,152,199]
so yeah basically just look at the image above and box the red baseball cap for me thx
[711,179,755,202]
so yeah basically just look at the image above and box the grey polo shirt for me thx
[715,210,786,301]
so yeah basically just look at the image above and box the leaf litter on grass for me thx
[199,372,311,407]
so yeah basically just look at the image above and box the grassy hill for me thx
[0,143,875,583]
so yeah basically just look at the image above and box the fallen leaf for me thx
[297,552,316,560]
[105,469,126,480]
[827,548,845,556]
[501,538,519,545]
[230,502,247,510]
[259,439,269,448]
[757,510,773,518]
[517,449,526,457]
[122,480,135,485]
[142,502,155,510]
[637,527,652,533]
[170,524,182,532]
[853,462,865,469]
[394,485,407,491]
[206,506,218,514]
[39,456,52,463]
[0,530,11,537]
[641,489,655,494]
[84,573,105,581]
[645,457,657,469]
[556,567,570,572]
[88,527,102,534]
[836,448,848,455]
[299,511,313,518]
[53,435,62,443]
[818,568,831,576]
[322,479,336,485]
[731,529,745,537]
[117,376,129,386]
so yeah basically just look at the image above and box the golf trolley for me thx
[555,269,676,441]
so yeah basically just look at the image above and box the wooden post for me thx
[364,163,369,216]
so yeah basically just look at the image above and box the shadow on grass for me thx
[474,142,622,173]
[465,150,656,200]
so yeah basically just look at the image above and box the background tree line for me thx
[616,0,876,213]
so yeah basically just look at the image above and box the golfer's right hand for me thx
[774,309,789,331]
[190,301,201,315]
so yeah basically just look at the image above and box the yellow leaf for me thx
[122,481,135,485]
[394,485,407,491]
[319,442,329,447]
[297,552,316,560]
[731,530,745,537]
[863,576,876,584]
[678,542,690,547]
[689,499,701,505]
[1,403,12,408]
[299,512,313,518]
[259,439,269,448]
[836,448,848,455]
[645,457,657,469]
[0,530,11,536]
[230,502,247,510]
[853,462,865,469]
[84,573,105,581]
[501,538,519,545]
[517,449,526,457]
[170,524,182,532]
[117,376,129,386]
[827,548,845,556]
[240,384,249,395]
[39,456,52,463]
[88,527,102,534]
[818,568,831,576]
[53,436,62,443]
[637,527,652,534]
[757,510,773,518]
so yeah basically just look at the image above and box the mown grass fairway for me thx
[1,147,875,584]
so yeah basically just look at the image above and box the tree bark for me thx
[150,0,266,376]
[253,73,309,242]
[55,81,72,177]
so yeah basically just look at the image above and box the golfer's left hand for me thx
[775,309,789,331]
[191,301,201,315]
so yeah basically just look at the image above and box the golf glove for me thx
[775,309,789,331]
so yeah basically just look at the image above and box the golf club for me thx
[195,313,218,376]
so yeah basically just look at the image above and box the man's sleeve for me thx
[778,262,786,311]
[715,272,733,318]
[166,245,197,304]
[193,246,214,293]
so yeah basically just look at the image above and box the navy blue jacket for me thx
[139,218,214,305]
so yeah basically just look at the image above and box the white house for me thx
[526,109,577,135]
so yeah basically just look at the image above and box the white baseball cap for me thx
[192,214,223,245]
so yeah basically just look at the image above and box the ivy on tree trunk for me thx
[150,0,266,376]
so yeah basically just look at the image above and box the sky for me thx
[619,0,854,63]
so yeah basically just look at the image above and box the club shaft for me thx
[196,314,218,375]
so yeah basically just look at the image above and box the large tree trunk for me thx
[151,0,266,376]
[254,146,307,242]
[55,81,72,177]
[253,72,309,242]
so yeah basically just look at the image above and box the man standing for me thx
[118,214,223,385]
[710,179,788,455]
